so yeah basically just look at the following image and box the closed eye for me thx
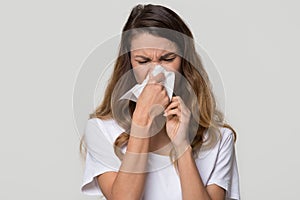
[134,53,177,64]
[136,60,150,64]
[162,57,176,62]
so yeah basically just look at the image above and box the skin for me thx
[97,33,226,200]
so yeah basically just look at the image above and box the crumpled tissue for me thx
[119,65,175,102]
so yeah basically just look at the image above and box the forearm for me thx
[111,136,149,200]
[110,115,150,200]
[177,146,212,200]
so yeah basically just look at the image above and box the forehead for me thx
[130,33,178,54]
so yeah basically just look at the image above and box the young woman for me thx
[81,4,240,200]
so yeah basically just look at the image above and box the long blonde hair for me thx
[80,4,236,164]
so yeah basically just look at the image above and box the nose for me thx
[148,62,163,73]
[147,63,156,75]
[151,61,160,66]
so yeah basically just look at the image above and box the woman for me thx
[81,4,240,200]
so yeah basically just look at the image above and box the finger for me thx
[172,96,188,109]
[171,96,179,101]
[148,73,155,84]
[165,101,180,112]
[164,108,181,117]
[149,72,165,83]
[177,97,184,106]
[153,72,165,83]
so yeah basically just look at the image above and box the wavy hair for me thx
[81,4,236,164]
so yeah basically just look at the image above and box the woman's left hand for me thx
[164,96,191,151]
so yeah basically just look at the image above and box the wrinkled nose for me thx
[147,62,163,74]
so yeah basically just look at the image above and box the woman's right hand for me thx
[132,72,170,126]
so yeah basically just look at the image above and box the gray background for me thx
[1,0,299,199]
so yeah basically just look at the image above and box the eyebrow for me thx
[134,52,177,60]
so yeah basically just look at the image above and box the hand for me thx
[133,72,169,126]
[164,96,191,153]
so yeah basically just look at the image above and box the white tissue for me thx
[119,65,175,102]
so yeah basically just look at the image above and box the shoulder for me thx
[86,117,113,126]
[205,127,240,199]
[219,126,235,138]
[218,127,236,149]
[202,126,236,150]
[86,117,124,130]
[85,117,125,143]
[213,127,235,154]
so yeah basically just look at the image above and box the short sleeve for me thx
[207,128,241,200]
[80,119,122,197]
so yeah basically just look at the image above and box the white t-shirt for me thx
[81,118,240,200]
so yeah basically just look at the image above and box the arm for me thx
[97,114,150,200]
[177,146,225,200]
[164,96,226,200]
[97,76,170,200]
[111,138,150,199]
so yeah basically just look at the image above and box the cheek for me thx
[164,57,181,72]
[133,69,148,83]
[131,61,150,84]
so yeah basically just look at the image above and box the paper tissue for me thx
[119,65,175,102]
